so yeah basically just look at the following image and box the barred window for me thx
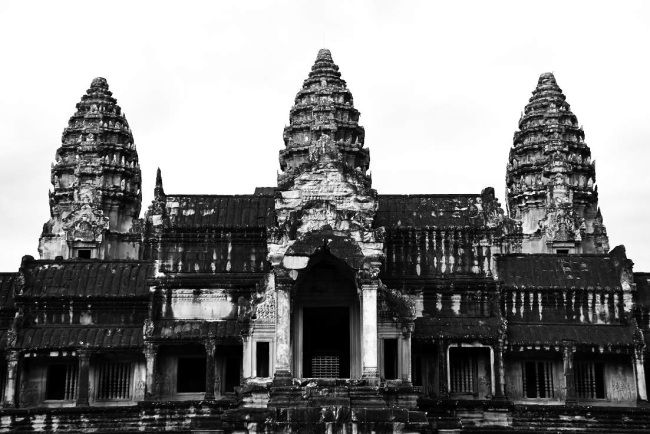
[46,363,78,401]
[449,348,477,394]
[576,361,605,399]
[523,361,554,398]
[311,354,339,378]
[96,362,132,400]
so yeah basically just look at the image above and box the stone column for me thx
[76,350,91,406]
[493,340,507,400]
[401,324,414,382]
[3,350,19,407]
[204,339,216,400]
[438,340,449,398]
[144,342,159,399]
[562,341,577,405]
[361,281,378,380]
[274,277,292,385]
[242,335,252,378]
[634,348,648,401]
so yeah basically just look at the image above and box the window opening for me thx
[177,357,206,393]
[576,361,605,399]
[556,249,569,256]
[256,342,270,378]
[96,361,132,400]
[77,249,91,259]
[46,363,78,400]
[383,339,398,380]
[449,348,477,394]
[523,361,554,398]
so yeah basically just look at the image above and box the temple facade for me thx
[0,49,649,433]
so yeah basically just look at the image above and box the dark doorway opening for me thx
[46,364,68,400]
[256,342,270,377]
[303,306,350,378]
[177,357,206,393]
[384,338,398,380]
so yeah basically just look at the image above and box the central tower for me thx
[268,49,384,383]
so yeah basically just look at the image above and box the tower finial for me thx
[317,48,333,62]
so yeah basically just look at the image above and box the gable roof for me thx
[497,254,620,289]
[19,260,154,298]
[166,194,275,229]
[0,273,17,309]
[507,324,635,348]
[374,194,486,229]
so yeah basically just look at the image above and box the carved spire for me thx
[506,73,608,253]
[145,167,168,234]
[278,49,369,188]
[39,78,142,259]
[154,167,165,201]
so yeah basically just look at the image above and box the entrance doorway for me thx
[302,306,350,378]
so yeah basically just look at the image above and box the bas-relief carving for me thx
[609,364,637,402]
[165,290,236,320]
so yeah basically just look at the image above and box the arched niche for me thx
[291,249,362,379]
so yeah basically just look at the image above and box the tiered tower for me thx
[39,77,142,260]
[506,73,608,254]
[278,49,369,189]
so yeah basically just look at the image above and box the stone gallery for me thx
[0,49,649,432]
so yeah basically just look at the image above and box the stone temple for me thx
[0,49,649,433]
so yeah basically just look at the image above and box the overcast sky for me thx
[0,0,648,271]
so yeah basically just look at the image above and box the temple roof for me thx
[507,324,635,348]
[18,259,153,298]
[375,194,486,229]
[166,194,275,229]
[634,272,650,305]
[413,316,501,342]
[18,326,143,350]
[497,254,620,289]
[0,273,17,309]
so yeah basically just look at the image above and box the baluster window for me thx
[575,361,605,399]
[523,361,554,398]
[449,348,477,394]
[96,361,133,400]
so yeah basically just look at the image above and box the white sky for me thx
[0,0,649,271]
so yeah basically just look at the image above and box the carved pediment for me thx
[62,203,109,242]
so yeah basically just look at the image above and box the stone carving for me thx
[253,291,276,322]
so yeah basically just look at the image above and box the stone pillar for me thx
[144,342,159,399]
[562,341,576,405]
[76,350,91,406]
[634,348,648,401]
[242,335,252,378]
[274,278,292,384]
[401,324,414,382]
[438,340,449,398]
[3,350,19,407]
[361,281,378,380]
[493,340,507,400]
[204,339,216,400]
